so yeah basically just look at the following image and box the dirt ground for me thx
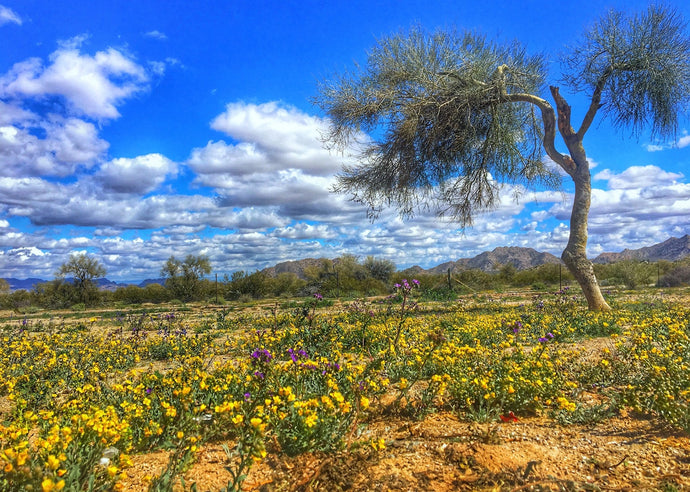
[121,409,690,491]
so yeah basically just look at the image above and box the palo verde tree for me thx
[161,254,212,302]
[56,253,107,306]
[316,5,690,311]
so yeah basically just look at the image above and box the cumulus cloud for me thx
[270,223,338,240]
[96,153,177,194]
[0,116,108,177]
[0,101,33,125]
[187,101,364,224]
[0,5,21,26]
[1,81,688,280]
[678,134,690,148]
[543,170,690,255]
[0,42,149,119]
[0,175,216,229]
[593,165,683,190]
[208,101,342,176]
[187,140,270,176]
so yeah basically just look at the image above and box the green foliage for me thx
[595,260,656,289]
[111,283,171,304]
[659,262,690,287]
[317,27,555,224]
[161,255,212,302]
[225,270,270,300]
[561,4,690,139]
[363,256,396,283]
[31,279,77,309]
[56,253,106,306]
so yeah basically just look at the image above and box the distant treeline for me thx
[1,254,689,311]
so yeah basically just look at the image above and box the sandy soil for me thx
[121,409,690,491]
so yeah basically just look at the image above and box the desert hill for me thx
[593,234,690,263]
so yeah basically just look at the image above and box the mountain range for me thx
[3,235,688,291]
[3,277,165,293]
[261,235,690,279]
[592,234,690,264]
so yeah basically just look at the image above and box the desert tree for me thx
[161,255,212,302]
[364,256,396,283]
[316,5,690,311]
[56,253,107,305]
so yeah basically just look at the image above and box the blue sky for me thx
[1,0,690,281]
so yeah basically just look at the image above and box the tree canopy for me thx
[316,4,690,311]
[56,253,106,305]
[161,255,212,302]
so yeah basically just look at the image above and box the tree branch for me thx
[577,69,610,139]
[491,65,575,174]
[502,90,576,176]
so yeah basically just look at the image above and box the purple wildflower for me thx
[250,348,273,365]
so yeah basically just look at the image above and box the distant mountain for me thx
[94,278,126,291]
[261,258,327,279]
[2,277,158,292]
[593,235,690,264]
[427,246,561,274]
[399,265,427,276]
[137,278,166,288]
[258,247,562,280]
[4,278,46,291]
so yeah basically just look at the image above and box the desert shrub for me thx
[658,265,690,287]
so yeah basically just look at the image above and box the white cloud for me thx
[0,117,108,177]
[678,135,690,148]
[0,101,34,125]
[0,5,21,26]
[187,102,364,224]
[593,165,683,190]
[57,33,90,50]
[209,101,342,176]
[144,30,167,40]
[645,132,690,151]
[187,140,270,176]
[270,223,338,240]
[0,44,149,119]
[96,153,177,194]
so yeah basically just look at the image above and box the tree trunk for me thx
[562,163,611,311]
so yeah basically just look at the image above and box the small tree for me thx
[364,256,396,283]
[56,253,106,306]
[317,5,690,311]
[225,270,269,300]
[161,255,212,302]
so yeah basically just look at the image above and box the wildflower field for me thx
[1,285,689,491]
